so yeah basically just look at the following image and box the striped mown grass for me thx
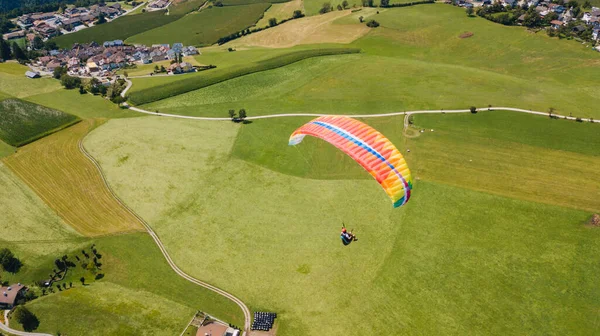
[3,119,144,236]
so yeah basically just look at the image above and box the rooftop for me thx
[0,284,25,306]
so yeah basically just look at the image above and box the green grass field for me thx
[126,3,271,47]
[129,48,359,104]
[0,99,79,147]
[0,140,14,158]
[85,115,600,335]
[25,90,139,119]
[140,5,600,119]
[51,10,176,49]
[0,69,61,99]
[9,233,244,335]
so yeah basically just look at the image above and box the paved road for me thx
[0,310,52,336]
[126,105,597,123]
[78,141,251,335]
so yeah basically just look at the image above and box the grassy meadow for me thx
[126,3,271,46]
[0,99,79,147]
[0,64,61,99]
[254,0,302,28]
[3,119,144,236]
[139,5,600,119]
[25,90,139,119]
[0,140,14,158]
[8,233,244,336]
[84,115,600,335]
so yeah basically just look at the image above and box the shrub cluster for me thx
[128,48,360,105]
[380,0,434,7]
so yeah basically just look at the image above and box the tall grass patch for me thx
[0,99,79,147]
[128,48,360,105]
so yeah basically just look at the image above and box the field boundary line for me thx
[125,105,597,123]
[78,135,252,336]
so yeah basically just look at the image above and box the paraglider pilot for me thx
[341,227,358,246]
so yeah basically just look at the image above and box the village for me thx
[453,0,600,46]
[26,40,201,79]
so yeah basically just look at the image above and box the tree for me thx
[567,0,578,8]
[11,42,26,61]
[0,248,21,273]
[31,36,44,50]
[523,10,541,28]
[79,85,86,94]
[269,18,278,27]
[53,66,67,79]
[583,0,591,8]
[470,106,477,113]
[342,0,349,8]
[337,4,343,10]
[97,13,107,24]
[228,109,236,120]
[362,0,374,7]
[466,6,474,16]
[123,71,129,78]
[12,306,39,332]
[0,39,12,61]
[62,283,67,289]
[380,0,389,6]
[69,282,73,288]
[160,65,166,73]
[215,0,224,6]
[548,107,555,117]
[80,277,85,285]
[238,108,247,121]
[60,75,81,89]
[154,64,159,73]
[292,10,304,18]
[366,19,380,27]
[359,15,364,23]
[320,2,332,14]
[44,40,58,51]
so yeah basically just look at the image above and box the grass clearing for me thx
[126,3,271,47]
[0,99,79,147]
[0,140,14,158]
[85,117,600,335]
[25,89,139,119]
[0,72,61,99]
[228,9,369,48]
[3,119,144,236]
[0,62,30,76]
[128,47,360,105]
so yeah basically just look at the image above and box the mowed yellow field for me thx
[3,119,144,236]
[227,10,370,48]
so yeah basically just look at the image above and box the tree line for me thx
[0,36,58,62]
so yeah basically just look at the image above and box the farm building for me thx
[0,284,26,309]
[25,71,41,79]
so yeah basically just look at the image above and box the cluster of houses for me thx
[148,0,171,10]
[454,0,600,44]
[3,3,126,42]
[32,41,200,77]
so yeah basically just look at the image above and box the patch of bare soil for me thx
[459,31,474,38]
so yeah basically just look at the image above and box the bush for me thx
[129,48,361,105]
[380,0,434,7]
[366,20,379,27]
[269,17,278,27]
[292,10,304,18]
[470,106,477,113]
[60,75,81,89]
[319,2,332,14]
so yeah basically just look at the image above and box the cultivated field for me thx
[0,99,79,147]
[126,3,271,46]
[85,115,600,335]
[52,10,176,48]
[228,9,370,48]
[3,119,144,236]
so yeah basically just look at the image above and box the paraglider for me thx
[289,116,413,208]
[340,226,358,246]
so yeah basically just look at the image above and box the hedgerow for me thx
[128,48,361,105]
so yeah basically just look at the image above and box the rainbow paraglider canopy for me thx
[289,116,413,207]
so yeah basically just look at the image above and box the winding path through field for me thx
[0,310,52,336]
[78,140,252,335]
[125,104,597,122]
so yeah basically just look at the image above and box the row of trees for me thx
[228,109,248,122]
